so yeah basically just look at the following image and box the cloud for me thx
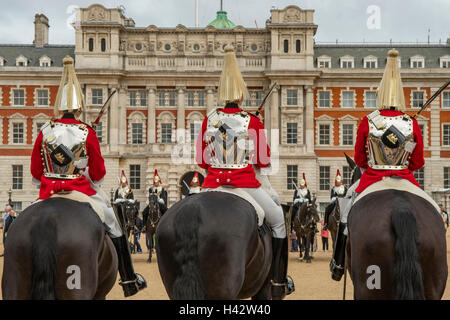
[0,0,448,44]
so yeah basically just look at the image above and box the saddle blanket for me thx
[202,187,265,227]
[34,191,105,223]
[353,176,440,213]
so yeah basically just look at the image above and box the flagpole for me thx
[195,0,199,27]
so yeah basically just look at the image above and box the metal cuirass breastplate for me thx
[367,111,415,170]
[41,121,89,179]
[334,185,346,196]
[299,188,308,198]
[204,110,252,169]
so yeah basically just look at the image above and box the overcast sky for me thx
[0,0,449,45]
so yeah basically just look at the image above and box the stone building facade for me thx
[0,4,449,212]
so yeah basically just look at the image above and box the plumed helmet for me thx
[54,56,85,116]
[376,49,405,111]
[218,44,249,104]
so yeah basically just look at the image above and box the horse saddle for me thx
[353,177,441,215]
[204,186,265,227]
[49,191,105,223]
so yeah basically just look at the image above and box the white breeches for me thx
[242,187,286,239]
[90,193,123,238]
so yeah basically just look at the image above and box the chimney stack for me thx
[33,14,49,48]
[447,38,450,45]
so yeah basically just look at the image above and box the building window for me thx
[342,91,354,108]
[37,89,49,106]
[96,122,103,143]
[319,166,330,191]
[343,166,352,186]
[412,91,424,108]
[130,165,141,190]
[12,165,23,190]
[168,91,176,106]
[411,57,425,68]
[161,123,172,143]
[140,90,147,106]
[443,124,450,146]
[92,89,103,105]
[101,38,106,52]
[317,57,331,68]
[283,39,289,53]
[319,60,330,68]
[295,40,301,53]
[364,56,377,69]
[13,89,25,106]
[287,165,298,190]
[442,92,450,108]
[89,38,94,52]
[190,122,201,142]
[365,91,377,108]
[441,58,450,68]
[158,91,165,106]
[414,168,424,189]
[286,89,298,106]
[129,91,137,106]
[341,60,354,68]
[444,167,450,189]
[10,201,22,211]
[13,122,24,144]
[318,91,331,108]
[198,91,205,106]
[131,123,143,144]
[286,123,298,144]
[319,124,330,145]
[342,124,354,146]
[36,122,45,137]
[187,92,195,107]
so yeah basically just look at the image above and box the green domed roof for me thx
[207,11,236,29]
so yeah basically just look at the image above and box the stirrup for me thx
[119,272,147,289]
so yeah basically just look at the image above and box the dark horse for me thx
[113,199,139,241]
[2,198,118,299]
[155,192,276,299]
[327,200,340,248]
[344,156,448,299]
[142,193,161,263]
[292,199,320,263]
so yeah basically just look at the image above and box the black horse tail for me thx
[391,200,424,300]
[30,216,58,300]
[172,202,206,299]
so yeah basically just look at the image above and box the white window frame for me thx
[410,56,425,68]
[127,111,147,145]
[16,55,28,67]
[286,89,298,106]
[129,164,141,190]
[12,165,24,190]
[286,164,298,190]
[443,123,450,146]
[0,56,5,66]
[340,56,354,69]
[315,115,335,146]
[286,122,298,144]
[411,90,425,108]
[416,115,429,147]
[363,56,378,69]
[442,91,450,108]
[39,55,52,67]
[319,165,331,191]
[440,56,450,68]
[339,115,358,146]
[317,90,332,108]
[364,90,377,108]
[91,88,104,105]
[9,113,27,145]
[11,88,25,106]
[341,90,355,108]
[186,111,204,143]
[157,111,176,143]
[32,113,50,142]
[35,88,49,107]
[317,56,331,69]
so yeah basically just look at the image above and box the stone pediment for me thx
[283,6,303,23]
[176,24,188,32]
[315,114,335,121]
[204,25,216,32]
[87,4,108,21]
[146,25,159,32]
[233,25,246,32]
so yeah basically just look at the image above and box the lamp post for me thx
[8,188,12,207]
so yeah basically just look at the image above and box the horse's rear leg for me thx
[147,232,153,263]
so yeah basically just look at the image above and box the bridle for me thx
[148,194,161,227]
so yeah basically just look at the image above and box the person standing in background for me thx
[321,220,329,252]
[4,209,16,242]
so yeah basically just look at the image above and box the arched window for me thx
[101,38,106,52]
[89,38,94,52]
[283,39,289,53]
[296,40,301,53]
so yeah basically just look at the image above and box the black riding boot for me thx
[271,237,295,300]
[323,203,334,231]
[330,222,347,281]
[111,235,147,297]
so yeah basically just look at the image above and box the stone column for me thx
[147,85,156,143]
[305,86,314,153]
[118,86,127,145]
[109,85,120,152]
[269,85,279,146]
[429,86,442,192]
[176,86,186,141]
[206,86,215,113]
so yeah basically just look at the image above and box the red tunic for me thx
[196,107,270,188]
[354,109,424,193]
[31,118,106,199]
